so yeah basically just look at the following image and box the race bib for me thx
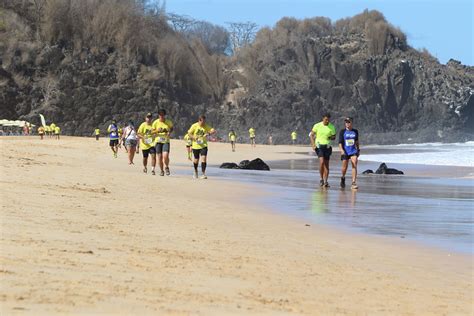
[111,132,117,137]
[196,138,204,145]
[158,137,166,143]
[145,137,153,144]
[345,139,355,146]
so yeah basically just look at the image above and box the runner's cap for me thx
[344,117,352,123]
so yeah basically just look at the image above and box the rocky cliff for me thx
[0,6,472,144]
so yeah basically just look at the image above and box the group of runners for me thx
[99,111,359,188]
[103,110,215,179]
[37,123,61,140]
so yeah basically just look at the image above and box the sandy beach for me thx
[1,136,472,315]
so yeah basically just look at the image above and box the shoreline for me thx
[1,136,472,315]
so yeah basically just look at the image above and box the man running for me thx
[94,127,100,140]
[249,127,256,147]
[152,109,173,176]
[107,119,120,158]
[339,117,360,189]
[228,129,236,152]
[187,115,216,179]
[38,126,45,140]
[122,121,138,165]
[310,113,336,188]
[54,126,60,140]
[291,131,297,145]
[50,123,56,138]
[137,113,156,174]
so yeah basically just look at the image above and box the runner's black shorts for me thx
[192,147,208,159]
[109,139,119,147]
[315,145,332,159]
[155,142,170,154]
[341,153,359,160]
[142,146,156,158]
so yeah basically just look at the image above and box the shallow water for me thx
[175,143,474,254]
[204,163,473,254]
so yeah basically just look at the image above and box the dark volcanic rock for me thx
[375,163,404,175]
[238,158,270,171]
[219,162,239,169]
[362,169,374,174]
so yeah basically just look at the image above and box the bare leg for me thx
[318,157,325,181]
[151,154,156,172]
[163,152,170,168]
[323,159,330,182]
[341,159,349,178]
[351,156,358,184]
[158,153,164,171]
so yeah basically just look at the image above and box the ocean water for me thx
[202,142,474,254]
[361,142,474,167]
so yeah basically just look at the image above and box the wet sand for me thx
[1,137,472,315]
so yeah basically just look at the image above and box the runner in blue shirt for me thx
[338,117,360,189]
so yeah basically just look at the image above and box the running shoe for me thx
[320,179,324,187]
[340,177,346,188]
[165,167,170,176]
[160,170,165,176]
[200,174,208,179]
[151,170,156,175]
[324,182,330,188]
[193,171,198,179]
[351,182,358,190]
[143,167,147,174]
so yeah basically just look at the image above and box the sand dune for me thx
[1,136,472,315]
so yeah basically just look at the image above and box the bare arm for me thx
[310,131,316,149]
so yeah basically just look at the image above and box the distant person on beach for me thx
[45,125,50,138]
[107,119,120,158]
[184,134,192,161]
[339,117,360,189]
[94,128,100,140]
[122,121,138,165]
[137,113,156,174]
[50,123,56,138]
[310,113,336,188]
[268,134,273,145]
[118,126,123,149]
[38,126,45,140]
[187,115,216,179]
[152,109,173,176]
[291,131,297,145]
[54,126,60,139]
[249,127,256,147]
[228,130,236,152]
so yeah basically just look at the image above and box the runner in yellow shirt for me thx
[187,115,216,179]
[54,126,60,140]
[137,113,157,175]
[152,109,173,176]
[310,113,336,188]
[94,128,100,140]
[228,130,236,152]
[50,123,56,138]
[249,127,256,147]
[38,126,45,140]
[291,131,297,145]
[184,134,192,161]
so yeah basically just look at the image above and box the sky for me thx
[165,0,473,65]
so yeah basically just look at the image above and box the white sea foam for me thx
[361,142,474,167]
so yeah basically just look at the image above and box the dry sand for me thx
[1,136,472,315]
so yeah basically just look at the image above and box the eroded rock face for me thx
[1,18,472,144]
